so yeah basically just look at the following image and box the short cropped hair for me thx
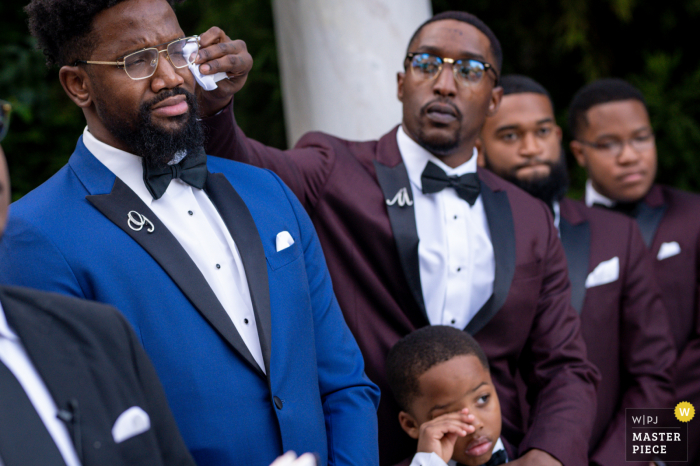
[25,0,185,68]
[568,78,648,139]
[501,74,551,100]
[406,11,503,72]
[386,325,489,412]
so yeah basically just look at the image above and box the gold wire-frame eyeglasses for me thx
[73,36,200,81]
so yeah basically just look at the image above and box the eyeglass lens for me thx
[411,53,487,85]
[123,37,199,80]
[0,101,10,143]
[593,134,655,156]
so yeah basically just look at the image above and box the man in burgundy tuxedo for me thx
[568,78,700,464]
[477,75,676,466]
[203,11,599,466]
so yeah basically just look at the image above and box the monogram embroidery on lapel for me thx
[385,187,414,207]
[127,211,155,233]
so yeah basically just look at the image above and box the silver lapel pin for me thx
[127,211,155,233]
[385,187,413,207]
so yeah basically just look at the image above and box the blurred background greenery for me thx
[1,0,699,199]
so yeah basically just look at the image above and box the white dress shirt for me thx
[584,179,615,208]
[397,126,495,330]
[0,301,81,466]
[409,437,506,466]
[83,127,266,373]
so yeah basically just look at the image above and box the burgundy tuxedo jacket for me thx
[602,184,700,464]
[558,198,676,466]
[203,106,599,466]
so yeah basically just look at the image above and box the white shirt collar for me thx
[585,179,615,208]
[0,300,18,341]
[397,125,478,191]
[82,127,157,205]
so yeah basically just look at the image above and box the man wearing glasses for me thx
[0,1,380,465]
[477,75,676,466]
[203,11,599,466]
[568,78,700,464]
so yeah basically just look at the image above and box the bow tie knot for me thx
[142,147,208,200]
[420,161,481,206]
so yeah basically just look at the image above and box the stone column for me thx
[272,0,432,146]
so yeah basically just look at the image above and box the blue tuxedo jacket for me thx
[0,138,380,466]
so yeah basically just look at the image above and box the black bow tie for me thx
[421,161,480,206]
[142,147,208,200]
[457,448,508,466]
[592,201,639,218]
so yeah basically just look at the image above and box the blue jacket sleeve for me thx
[0,210,86,298]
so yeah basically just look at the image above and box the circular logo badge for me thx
[675,401,695,422]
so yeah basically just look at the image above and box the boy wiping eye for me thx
[386,326,509,466]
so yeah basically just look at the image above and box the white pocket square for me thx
[112,406,151,444]
[276,231,295,252]
[585,256,619,288]
[657,241,681,261]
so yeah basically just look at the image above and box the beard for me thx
[483,146,570,206]
[94,87,204,168]
[415,99,464,156]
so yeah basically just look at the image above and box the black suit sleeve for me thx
[116,313,196,466]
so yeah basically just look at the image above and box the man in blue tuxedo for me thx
[0,0,380,465]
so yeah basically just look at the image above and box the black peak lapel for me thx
[559,217,591,313]
[373,160,427,319]
[465,183,516,335]
[1,288,90,459]
[86,178,265,378]
[635,201,667,248]
[205,173,272,377]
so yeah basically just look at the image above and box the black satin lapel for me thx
[559,218,591,313]
[465,183,516,335]
[205,173,272,377]
[1,290,89,459]
[635,201,667,248]
[86,178,264,378]
[373,160,426,318]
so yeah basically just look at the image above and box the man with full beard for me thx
[0,0,381,465]
[477,75,676,466]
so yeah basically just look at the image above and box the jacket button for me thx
[273,396,283,410]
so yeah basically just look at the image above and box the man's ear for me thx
[475,137,486,167]
[398,411,421,440]
[59,65,93,109]
[397,71,405,102]
[570,140,587,168]
[486,85,503,116]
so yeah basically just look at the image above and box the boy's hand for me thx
[193,27,253,118]
[416,409,475,463]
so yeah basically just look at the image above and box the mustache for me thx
[420,98,462,120]
[512,157,556,172]
[144,87,195,111]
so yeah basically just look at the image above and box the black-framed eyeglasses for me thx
[577,132,655,157]
[405,52,499,87]
[0,100,11,143]
[73,36,199,81]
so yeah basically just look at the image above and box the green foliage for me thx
[2,0,699,199]
[433,0,700,197]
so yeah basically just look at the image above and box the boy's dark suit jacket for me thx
[606,184,700,463]
[203,106,600,466]
[558,198,676,466]
[0,285,194,466]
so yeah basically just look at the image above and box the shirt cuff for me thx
[410,452,449,466]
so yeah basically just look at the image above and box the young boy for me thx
[386,326,509,466]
